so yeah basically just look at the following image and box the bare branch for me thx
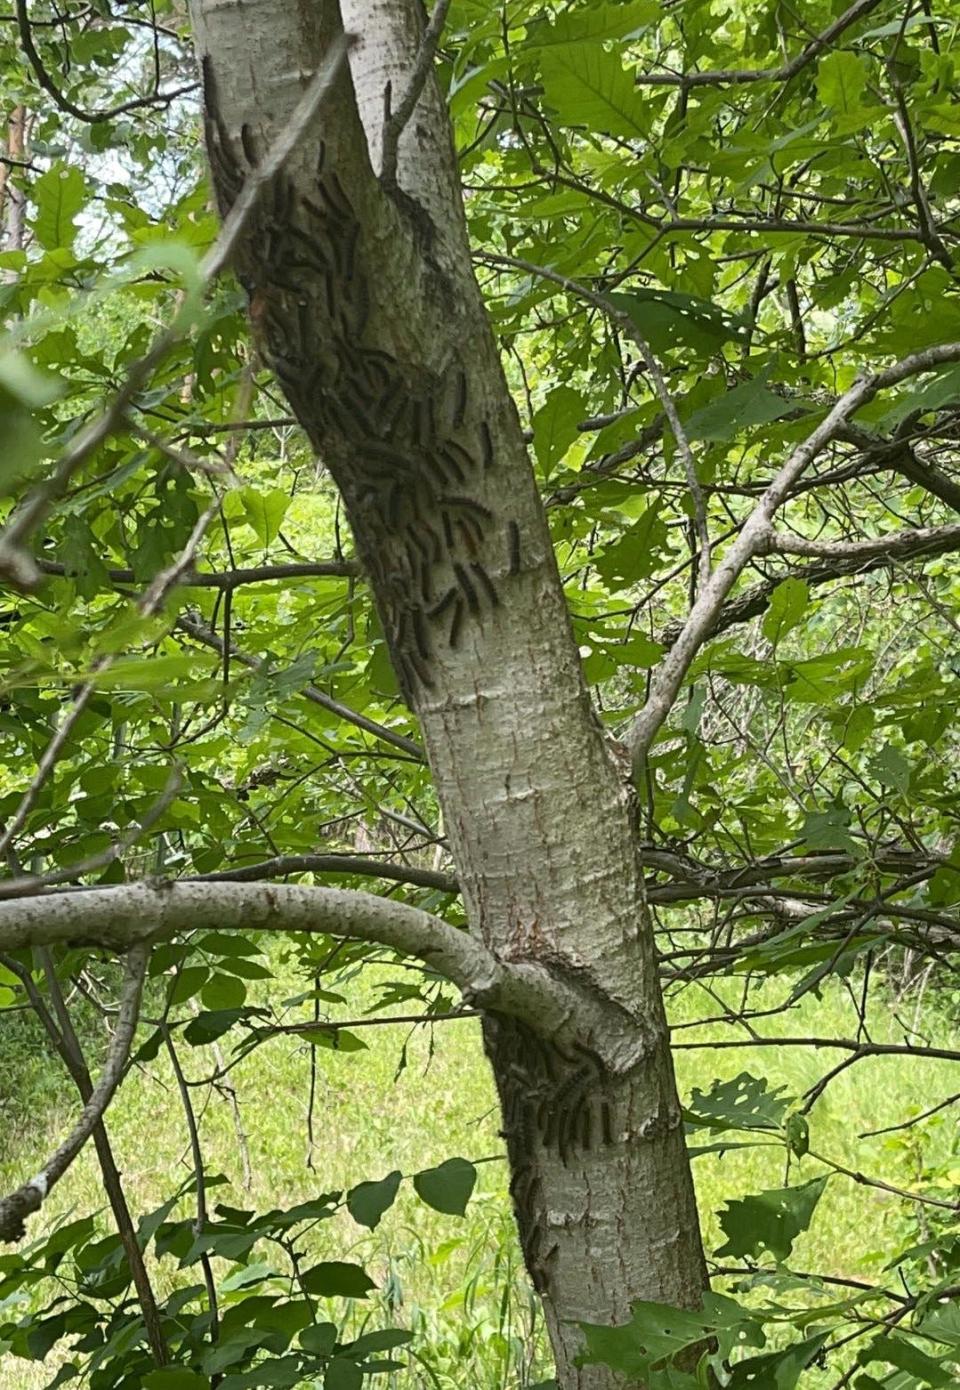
[763,520,960,562]
[196,852,457,895]
[0,942,150,1243]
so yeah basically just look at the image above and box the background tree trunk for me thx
[187,0,708,1380]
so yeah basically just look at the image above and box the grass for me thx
[1,961,957,1388]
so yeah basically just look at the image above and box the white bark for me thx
[185,0,709,1382]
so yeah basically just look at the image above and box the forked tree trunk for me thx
[186,0,708,1382]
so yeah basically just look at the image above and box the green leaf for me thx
[533,385,586,477]
[346,1329,412,1356]
[301,1262,376,1299]
[802,805,857,853]
[841,705,875,753]
[762,579,810,647]
[169,966,209,1006]
[579,1292,761,1380]
[347,1170,402,1230]
[30,164,89,250]
[412,1157,477,1217]
[533,2,659,45]
[880,362,960,429]
[609,290,748,359]
[299,1324,338,1355]
[183,1008,248,1045]
[816,51,872,132]
[727,1333,830,1389]
[859,1332,955,1386]
[784,1113,810,1160]
[869,744,911,794]
[685,1072,791,1134]
[239,486,290,547]
[201,973,248,1011]
[685,378,797,442]
[324,1361,362,1390]
[540,44,649,139]
[716,1177,830,1262]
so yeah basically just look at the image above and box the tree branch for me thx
[762,520,960,562]
[626,343,960,767]
[634,0,885,88]
[0,941,150,1242]
[196,852,457,894]
[38,558,359,589]
[0,881,625,1061]
[662,517,960,646]
[15,0,196,123]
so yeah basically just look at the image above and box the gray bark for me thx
[185,0,708,1382]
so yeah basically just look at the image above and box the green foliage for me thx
[3,0,960,1385]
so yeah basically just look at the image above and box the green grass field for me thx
[1,965,957,1388]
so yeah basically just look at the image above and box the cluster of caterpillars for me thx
[201,59,522,696]
[486,1015,616,1291]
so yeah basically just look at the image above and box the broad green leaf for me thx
[533,385,587,477]
[802,805,856,853]
[30,164,89,251]
[412,1158,477,1217]
[532,2,659,45]
[299,1323,337,1355]
[869,744,911,794]
[324,1361,362,1390]
[201,973,247,1011]
[610,290,748,359]
[816,51,872,133]
[579,1292,762,1380]
[727,1333,830,1389]
[301,1262,376,1298]
[859,1332,955,1386]
[540,45,649,139]
[346,1329,412,1356]
[685,378,797,442]
[880,362,960,428]
[685,1073,791,1133]
[347,1171,402,1230]
[143,1372,210,1390]
[239,486,291,547]
[169,966,209,1005]
[715,1176,830,1262]
[762,579,810,647]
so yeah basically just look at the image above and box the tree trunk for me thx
[186,0,708,1382]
